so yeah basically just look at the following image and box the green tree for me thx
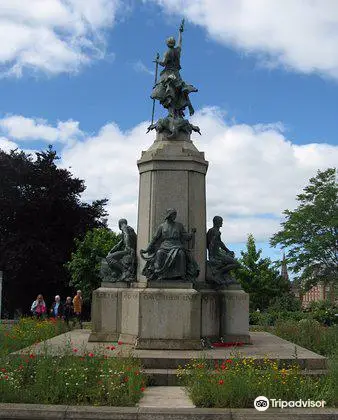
[0,146,108,316]
[237,234,290,311]
[270,168,338,290]
[66,228,119,301]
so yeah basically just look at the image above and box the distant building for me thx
[301,282,336,308]
[279,254,336,307]
[280,253,289,283]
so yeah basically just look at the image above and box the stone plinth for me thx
[219,288,250,344]
[200,289,220,338]
[136,132,208,285]
[89,284,127,342]
[119,287,202,349]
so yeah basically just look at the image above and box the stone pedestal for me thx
[219,288,250,343]
[119,287,202,349]
[200,289,220,338]
[136,132,208,285]
[88,283,127,342]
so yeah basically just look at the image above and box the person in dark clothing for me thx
[63,296,74,329]
[50,295,64,319]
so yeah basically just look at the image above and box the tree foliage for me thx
[0,146,108,316]
[270,168,338,290]
[236,234,290,311]
[66,228,119,302]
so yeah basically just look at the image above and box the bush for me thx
[306,301,337,326]
[250,310,307,327]
[274,319,337,357]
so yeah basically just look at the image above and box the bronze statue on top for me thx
[147,20,200,138]
[206,216,240,287]
[100,219,137,283]
[140,208,199,283]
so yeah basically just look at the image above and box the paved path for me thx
[14,330,327,370]
[138,386,195,408]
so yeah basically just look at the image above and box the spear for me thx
[151,52,160,126]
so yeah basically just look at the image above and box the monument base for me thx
[135,338,202,350]
[219,288,250,344]
[120,287,202,350]
[88,283,127,342]
[89,284,250,348]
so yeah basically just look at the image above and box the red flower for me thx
[29,354,35,359]
[1,368,6,373]
[124,377,129,382]
[219,379,224,385]
[117,340,123,345]
[73,348,78,353]
[88,352,94,358]
[141,387,145,392]
[135,370,140,376]
[226,359,232,364]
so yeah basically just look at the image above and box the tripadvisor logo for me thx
[254,396,326,411]
[254,396,269,411]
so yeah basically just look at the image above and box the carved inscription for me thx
[223,295,247,301]
[122,293,139,300]
[142,294,197,301]
[96,292,118,299]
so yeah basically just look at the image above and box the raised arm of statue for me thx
[178,18,184,49]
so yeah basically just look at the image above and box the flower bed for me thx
[177,357,335,408]
[0,318,67,356]
[0,351,145,406]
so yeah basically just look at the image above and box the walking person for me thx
[30,294,47,319]
[72,290,83,329]
[50,295,64,319]
[63,297,74,329]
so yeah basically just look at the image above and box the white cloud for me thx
[0,0,120,77]
[0,115,83,144]
[0,136,18,152]
[148,0,338,79]
[132,59,155,76]
[60,107,337,242]
[2,108,337,242]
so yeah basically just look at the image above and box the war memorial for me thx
[1,20,332,420]
[89,19,250,349]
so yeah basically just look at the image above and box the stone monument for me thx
[89,20,250,347]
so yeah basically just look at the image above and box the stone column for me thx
[136,132,208,285]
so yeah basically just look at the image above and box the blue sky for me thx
[0,0,337,268]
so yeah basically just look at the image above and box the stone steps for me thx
[137,386,195,408]
[144,368,329,386]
